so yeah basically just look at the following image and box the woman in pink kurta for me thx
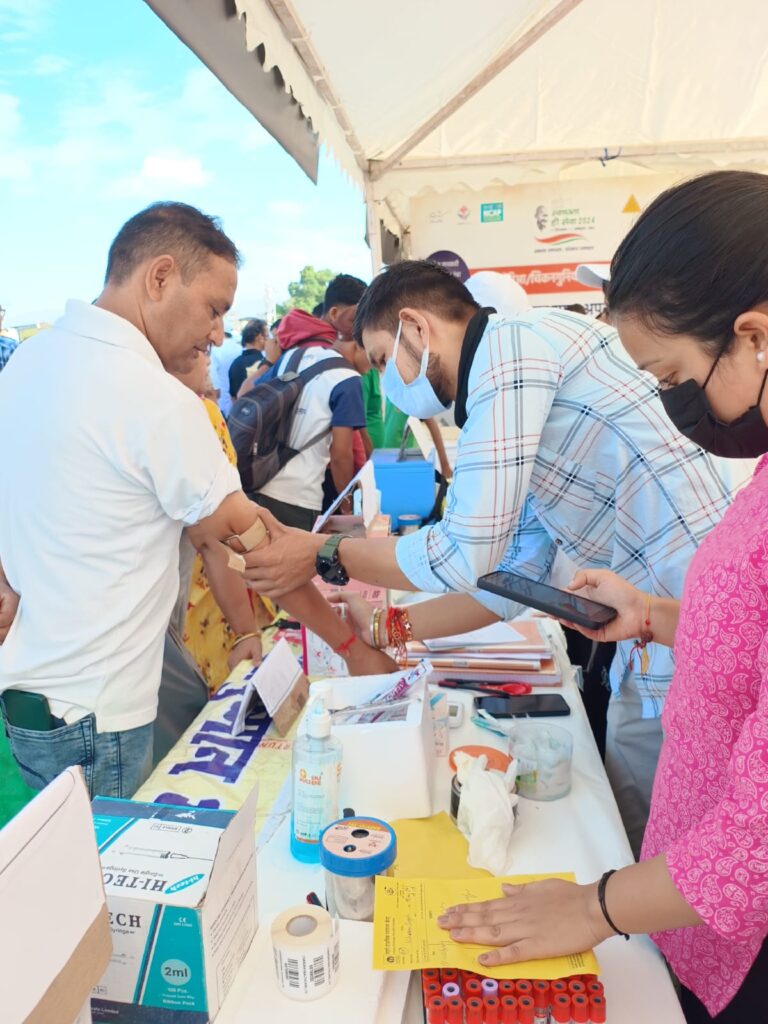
[437,170,768,1021]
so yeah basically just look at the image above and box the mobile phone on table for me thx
[2,690,55,730]
[477,570,617,631]
[474,694,571,718]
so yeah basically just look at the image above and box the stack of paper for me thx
[405,620,563,685]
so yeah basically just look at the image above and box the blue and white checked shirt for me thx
[396,308,737,718]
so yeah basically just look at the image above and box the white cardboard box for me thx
[90,786,259,1023]
[309,671,435,820]
[0,767,111,1024]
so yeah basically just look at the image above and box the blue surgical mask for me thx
[382,321,448,419]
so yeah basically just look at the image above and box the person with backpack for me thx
[230,304,365,530]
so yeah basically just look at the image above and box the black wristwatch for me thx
[315,534,350,586]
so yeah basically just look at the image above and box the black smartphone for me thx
[2,690,55,730]
[477,570,617,631]
[475,694,571,718]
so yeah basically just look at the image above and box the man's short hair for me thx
[241,318,267,346]
[353,260,478,340]
[324,274,367,310]
[270,318,282,334]
[311,302,326,318]
[105,202,241,285]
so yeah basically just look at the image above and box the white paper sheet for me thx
[423,622,527,650]
[232,638,303,732]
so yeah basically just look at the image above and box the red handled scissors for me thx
[438,679,533,696]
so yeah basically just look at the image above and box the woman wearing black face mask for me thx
[437,170,768,1023]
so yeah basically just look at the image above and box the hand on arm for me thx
[437,855,701,968]
[328,592,500,647]
[565,570,680,647]
[189,492,397,674]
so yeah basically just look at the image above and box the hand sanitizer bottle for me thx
[290,699,342,862]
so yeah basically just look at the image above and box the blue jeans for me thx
[1,710,154,799]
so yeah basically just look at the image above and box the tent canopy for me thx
[146,0,768,260]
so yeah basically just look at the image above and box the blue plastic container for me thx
[371,449,435,523]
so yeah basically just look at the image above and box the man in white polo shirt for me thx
[0,202,390,798]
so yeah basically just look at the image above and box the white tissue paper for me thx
[455,752,519,876]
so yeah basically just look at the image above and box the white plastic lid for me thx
[307,699,331,739]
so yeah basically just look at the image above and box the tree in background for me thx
[275,265,335,317]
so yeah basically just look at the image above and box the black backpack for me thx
[228,344,349,494]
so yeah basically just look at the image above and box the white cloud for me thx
[31,54,71,76]
[141,154,210,186]
[0,0,51,37]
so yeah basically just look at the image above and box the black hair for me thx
[353,260,479,341]
[311,302,325,317]
[564,303,587,315]
[105,201,241,285]
[241,318,267,346]
[324,274,367,311]
[606,170,768,355]
[270,318,282,333]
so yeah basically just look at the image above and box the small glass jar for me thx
[508,721,573,800]
[319,816,397,921]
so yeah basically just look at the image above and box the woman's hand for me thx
[227,633,263,671]
[327,592,377,646]
[437,878,612,968]
[345,642,398,676]
[563,569,647,643]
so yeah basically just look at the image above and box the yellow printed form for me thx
[373,875,599,979]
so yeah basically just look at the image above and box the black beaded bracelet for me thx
[597,870,630,941]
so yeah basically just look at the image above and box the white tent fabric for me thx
[218,1,768,247]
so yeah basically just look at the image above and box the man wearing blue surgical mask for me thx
[242,259,742,856]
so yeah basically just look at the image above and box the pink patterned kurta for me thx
[642,457,768,1015]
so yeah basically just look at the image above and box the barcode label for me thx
[332,943,340,974]
[285,957,300,988]
[309,955,326,987]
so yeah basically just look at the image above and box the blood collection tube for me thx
[517,995,535,1024]
[499,980,516,996]
[484,995,500,1024]
[442,968,459,985]
[533,980,550,1022]
[423,968,441,983]
[551,980,569,998]
[589,995,607,1023]
[551,993,571,1024]
[515,980,533,998]
[586,980,604,999]
[571,993,589,1023]
[501,994,519,1024]
[568,979,586,996]
[466,978,484,999]
[443,982,461,1000]
[482,978,500,997]
[423,981,442,1002]
[428,996,446,1024]
[446,996,464,1024]
[466,997,485,1024]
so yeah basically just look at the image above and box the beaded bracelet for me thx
[385,607,413,665]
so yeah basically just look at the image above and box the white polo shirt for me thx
[0,301,241,731]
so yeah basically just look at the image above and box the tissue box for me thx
[91,788,259,1023]
[309,671,435,819]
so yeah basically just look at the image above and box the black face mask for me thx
[659,354,768,458]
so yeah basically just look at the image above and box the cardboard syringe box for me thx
[91,786,259,1024]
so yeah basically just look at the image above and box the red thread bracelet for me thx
[334,633,357,656]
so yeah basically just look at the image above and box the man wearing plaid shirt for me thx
[243,261,737,853]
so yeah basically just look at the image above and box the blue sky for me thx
[0,0,372,326]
